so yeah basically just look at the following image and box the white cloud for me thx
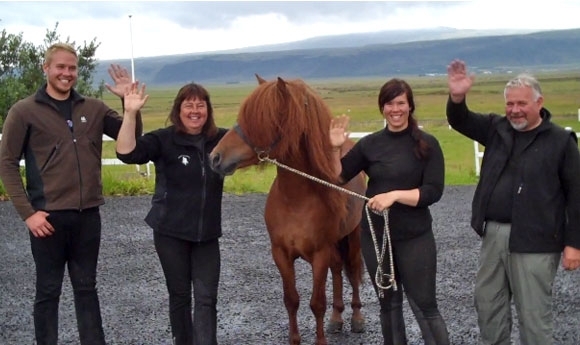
[2,1,579,60]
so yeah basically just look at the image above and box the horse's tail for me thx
[337,224,364,286]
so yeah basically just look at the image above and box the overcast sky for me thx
[2,1,580,60]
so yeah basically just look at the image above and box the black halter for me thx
[233,122,280,156]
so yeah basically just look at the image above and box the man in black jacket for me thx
[446,59,580,345]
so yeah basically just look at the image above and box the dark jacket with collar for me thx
[0,84,140,220]
[446,97,580,253]
[117,126,227,242]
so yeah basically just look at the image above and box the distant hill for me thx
[214,27,539,53]
[93,28,580,87]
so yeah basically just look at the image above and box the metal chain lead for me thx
[258,153,397,295]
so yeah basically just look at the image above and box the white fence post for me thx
[474,141,483,177]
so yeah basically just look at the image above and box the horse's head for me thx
[208,122,261,176]
[209,75,278,175]
[210,74,336,180]
[210,74,295,175]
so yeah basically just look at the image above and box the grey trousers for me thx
[475,221,560,345]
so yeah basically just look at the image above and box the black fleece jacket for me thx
[117,126,227,242]
[446,97,580,253]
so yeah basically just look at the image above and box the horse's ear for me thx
[276,77,288,95]
[255,74,267,85]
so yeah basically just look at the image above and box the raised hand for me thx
[447,59,475,103]
[330,114,350,149]
[123,82,149,115]
[105,64,133,98]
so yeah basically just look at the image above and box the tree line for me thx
[0,22,103,130]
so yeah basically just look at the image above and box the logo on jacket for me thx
[178,155,191,166]
[80,116,87,123]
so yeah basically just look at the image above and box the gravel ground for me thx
[1,185,579,345]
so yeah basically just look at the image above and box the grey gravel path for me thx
[1,185,578,344]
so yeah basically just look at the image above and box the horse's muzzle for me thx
[209,152,237,176]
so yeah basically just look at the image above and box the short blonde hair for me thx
[44,43,77,65]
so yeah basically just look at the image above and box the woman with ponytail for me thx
[330,78,449,345]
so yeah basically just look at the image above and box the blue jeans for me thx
[154,233,220,345]
[30,208,105,345]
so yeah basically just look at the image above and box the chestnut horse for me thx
[209,76,366,345]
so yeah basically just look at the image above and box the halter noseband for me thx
[233,123,281,158]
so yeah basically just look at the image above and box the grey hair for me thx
[504,73,542,101]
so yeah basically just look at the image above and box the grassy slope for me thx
[1,72,579,197]
[104,73,580,191]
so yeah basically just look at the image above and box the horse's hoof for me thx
[350,318,365,333]
[326,320,343,333]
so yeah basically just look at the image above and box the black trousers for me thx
[30,207,105,345]
[154,233,220,345]
[361,227,449,345]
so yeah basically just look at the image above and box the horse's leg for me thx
[311,249,331,345]
[272,245,301,345]
[326,244,345,333]
[346,224,365,333]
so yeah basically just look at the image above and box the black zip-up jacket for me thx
[117,126,227,242]
[446,97,580,253]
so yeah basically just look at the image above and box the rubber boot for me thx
[424,316,450,345]
[407,295,450,345]
[407,295,436,345]
[380,292,408,345]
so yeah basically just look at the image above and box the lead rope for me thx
[257,153,397,296]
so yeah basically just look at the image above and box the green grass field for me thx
[1,72,579,197]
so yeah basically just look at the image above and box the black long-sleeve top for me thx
[340,126,445,240]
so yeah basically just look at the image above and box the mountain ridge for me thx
[93,28,580,87]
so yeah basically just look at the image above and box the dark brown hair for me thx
[167,83,218,138]
[378,78,429,159]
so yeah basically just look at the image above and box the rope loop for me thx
[260,155,397,296]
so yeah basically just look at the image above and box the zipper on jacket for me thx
[517,183,523,194]
[75,138,83,211]
[66,118,84,210]
[196,149,207,240]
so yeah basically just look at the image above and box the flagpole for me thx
[128,14,135,82]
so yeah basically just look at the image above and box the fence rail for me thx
[472,130,580,176]
[352,130,580,177]
[2,129,579,178]
[0,134,152,176]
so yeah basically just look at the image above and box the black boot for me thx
[407,295,436,345]
[407,295,450,345]
[379,291,408,345]
[424,316,450,345]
